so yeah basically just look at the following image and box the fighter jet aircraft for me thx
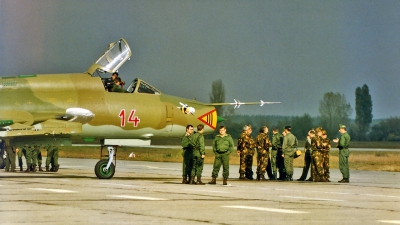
[0,38,279,178]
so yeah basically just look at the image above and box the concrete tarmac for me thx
[1,157,399,225]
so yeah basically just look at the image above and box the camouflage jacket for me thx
[321,137,331,152]
[256,133,271,154]
[311,135,323,151]
[237,131,255,153]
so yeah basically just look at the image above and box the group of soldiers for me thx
[2,141,60,173]
[237,125,298,182]
[181,123,351,185]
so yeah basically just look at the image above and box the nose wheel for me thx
[94,145,117,179]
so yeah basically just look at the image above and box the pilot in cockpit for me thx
[112,77,128,93]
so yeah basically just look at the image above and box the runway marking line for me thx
[221,205,308,214]
[28,188,77,193]
[183,189,230,193]
[280,196,345,202]
[107,195,167,201]
[100,183,137,187]
[378,221,400,224]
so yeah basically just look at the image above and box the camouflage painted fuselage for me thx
[0,73,217,145]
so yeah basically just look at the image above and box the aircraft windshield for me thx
[126,78,160,95]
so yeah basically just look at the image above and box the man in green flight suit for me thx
[181,125,194,184]
[333,124,351,183]
[189,124,206,185]
[46,143,60,172]
[25,144,37,172]
[271,127,283,180]
[208,125,234,185]
[282,126,298,181]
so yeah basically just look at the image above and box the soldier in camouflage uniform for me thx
[311,127,324,182]
[271,127,284,180]
[181,125,194,184]
[4,139,16,172]
[282,126,298,181]
[321,129,331,182]
[255,126,271,181]
[237,125,256,180]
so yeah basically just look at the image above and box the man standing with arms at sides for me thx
[255,126,271,181]
[181,125,194,184]
[190,124,206,185]
[282,126,298,181]
[271,127,283,180]
[333,124,351,183]
[237,125,256,180]
[208,126,234,185]
[297,130,315,181]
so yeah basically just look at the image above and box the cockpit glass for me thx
[126,78,160,94]
[138,80,160,94]
[126,79,138,93]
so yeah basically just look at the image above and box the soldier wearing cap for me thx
[333,124,351,183]
[281,126,298,181]
[237,124,256,180]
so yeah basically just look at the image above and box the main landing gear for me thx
[94,145,118,179]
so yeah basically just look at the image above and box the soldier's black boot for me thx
[223,178,228,185]
[54,164,60,172]
[45,166,49,172]
[208,177,216,185]
[32,165,37,172]
[189,176,196,185]
[239,173,246,180]
[196,176,205,185]
[39,165,43,172]
[256,174,260,181]
[338,178,349,183]
[270,172,277,180]
[182,176,187,184]
[19,166,23,171]
[24,164,31,173]
[260,175,267,181]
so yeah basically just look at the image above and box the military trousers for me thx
[299,150,312,180]
[211,152,230,179]
[46,147,59,168]
[5,147,16,171]
[191,156,204,177]
[182,150,193,177]
[321,150,330,180]
[239,149,254,177]
[256,150,269,176]
[283,151,294,176]
[311,150,324,182]
[339,149,350,179]
[26,148,37,167]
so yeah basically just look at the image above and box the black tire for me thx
[94,159,115,179]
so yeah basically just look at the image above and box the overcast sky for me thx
[1,0,399,119]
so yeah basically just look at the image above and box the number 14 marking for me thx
[118,109,141,127]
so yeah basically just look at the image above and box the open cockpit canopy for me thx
[87,38,132,75]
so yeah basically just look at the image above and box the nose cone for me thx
[217,116,225,123]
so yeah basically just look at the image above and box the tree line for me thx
[208,80,398,141]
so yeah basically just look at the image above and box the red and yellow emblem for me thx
[198,109,217,130]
